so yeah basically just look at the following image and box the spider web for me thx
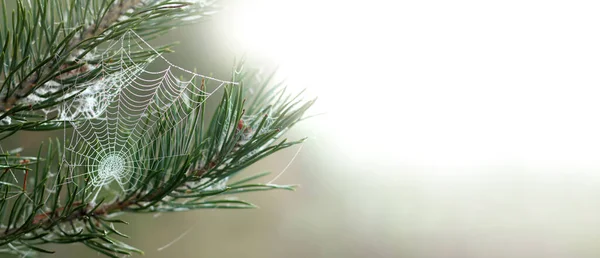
[59,30,236,202]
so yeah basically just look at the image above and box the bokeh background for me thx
[5,0,600,257]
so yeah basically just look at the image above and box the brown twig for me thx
[3,191,150,239]
[25,164,211,232]
[2,0,143,111]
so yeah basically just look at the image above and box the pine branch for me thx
[0,1,315,256]
[3,0,144,111]
[72,0,143,48]
[0,62,314,256]
[0,0,219,137]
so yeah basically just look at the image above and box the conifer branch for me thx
[0,1,314,256]
[72,0,143,48]
[2,0,145,112]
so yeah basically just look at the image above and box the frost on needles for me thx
[0,1,314,257]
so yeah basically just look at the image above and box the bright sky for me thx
[224,0,600,168]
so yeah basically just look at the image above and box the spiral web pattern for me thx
[61,30,235,201]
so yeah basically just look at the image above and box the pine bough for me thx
[0,1,313,256]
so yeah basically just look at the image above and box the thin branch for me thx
[71,0,143,49]
[2,0,143,111]
[0,166,207,239]
[1,190,152,239]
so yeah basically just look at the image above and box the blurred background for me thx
[7,0,600,257]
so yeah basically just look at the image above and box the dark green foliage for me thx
[0,0,217,138]
[0,1,313,256]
